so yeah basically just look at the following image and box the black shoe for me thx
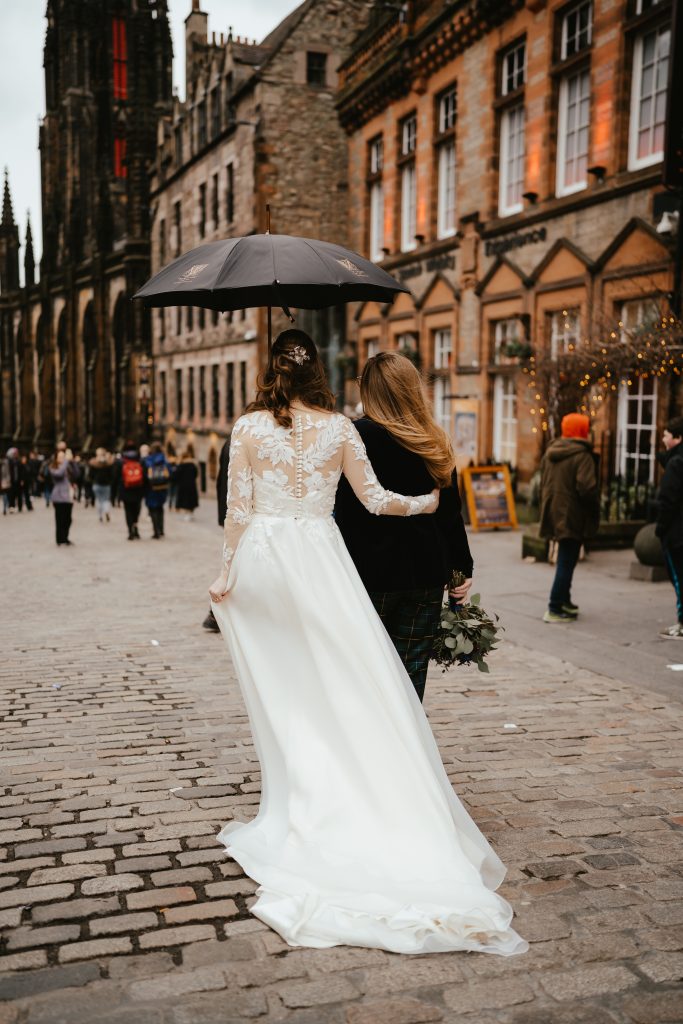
[202,611,220,633]
[133,525,140,539]
[543,609,575,623]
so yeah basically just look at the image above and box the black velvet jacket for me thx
[334,417,473,592]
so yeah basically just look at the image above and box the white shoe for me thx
[658,624,683,639]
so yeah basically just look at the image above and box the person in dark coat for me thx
[655,416,683,639]
[539,413,600,623]
[6,448,24,511]
[113,442,145,540]
[334,353,472,703]
[203,436,231,632]
[174,450,199,518]
[143,442,171,539]
[89,448,114,522]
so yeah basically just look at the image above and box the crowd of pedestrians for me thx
[0,440,200,546]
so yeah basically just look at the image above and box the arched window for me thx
[112,17,128,100]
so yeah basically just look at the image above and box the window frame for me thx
[560,0,593,60]
[628,22,671,171]
[496,38,526,217]
[306,51,327,88]
[188,366,195,420]
[199,182,206,239]
[175,368,183,420]
[400,113,417,157]
[112,16,128,101]
[501,39,526,97]
[433,328,453,436]
[492,375,518,467]
[400,162,417,252]
[369,181,384,262]
[226,361,235,420]
[548,308,580,360]
[435,85,457,239]
[225,163,234,225]
[555,65,591,197]
[437,140,457,239]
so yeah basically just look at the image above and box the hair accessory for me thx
[287,345,310,366]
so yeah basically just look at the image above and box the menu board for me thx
[462,465,517,531]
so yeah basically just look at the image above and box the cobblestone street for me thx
[1,500,683,1024]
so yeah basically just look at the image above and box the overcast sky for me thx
[0,0,295,284]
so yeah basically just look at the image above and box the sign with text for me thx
[462,465,517,531]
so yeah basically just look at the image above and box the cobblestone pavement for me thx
[1,500,682,1024]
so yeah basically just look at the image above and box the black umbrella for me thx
[133,231,409,347]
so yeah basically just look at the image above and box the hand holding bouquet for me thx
[431,571,503,674]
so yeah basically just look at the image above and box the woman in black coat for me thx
[174,451,199,518]
[335,352,473,702]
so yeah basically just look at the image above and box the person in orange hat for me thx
[539,413,600,623]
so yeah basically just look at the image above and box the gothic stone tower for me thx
[0,0,173,451]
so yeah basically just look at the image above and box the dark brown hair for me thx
[247,329,335,428]
[666,416,683,439]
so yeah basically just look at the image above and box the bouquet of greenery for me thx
[431,571,503,673]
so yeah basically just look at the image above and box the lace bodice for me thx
[220,410,437,573]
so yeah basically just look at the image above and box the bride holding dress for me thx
[209,330,528,957]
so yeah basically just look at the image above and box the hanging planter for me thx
[501,339,533,361]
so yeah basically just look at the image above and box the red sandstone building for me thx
[338,0,681,490]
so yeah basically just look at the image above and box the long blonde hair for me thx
[360,352,455,488]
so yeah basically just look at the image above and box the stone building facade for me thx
[149,0,368,488]
[338,0,681,488]
[0,0,173,453]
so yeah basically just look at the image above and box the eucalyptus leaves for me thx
[431,571,503,673]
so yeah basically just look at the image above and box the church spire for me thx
[24,211,35,287]
[2,168,15,227]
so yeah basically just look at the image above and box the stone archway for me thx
[82,302,98,443]
[112,294,128,442]
[37,316,57,445]
[16,321,35,440]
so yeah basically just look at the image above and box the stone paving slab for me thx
[0,502,682,1023]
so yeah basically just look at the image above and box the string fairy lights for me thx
[519,312,683,438]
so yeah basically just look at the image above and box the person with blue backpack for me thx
[143,442,171,539]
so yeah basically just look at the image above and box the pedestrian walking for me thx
[114,442,145,540]
[5,448,24,512]
[203,436,231,632]
[39,457,53,507]
[143,442,171,538]
[89,448,114,522]
[334,352,472,702]
[0,452,11,514]
[539,413,600,623]
[49,449,75,546]
[166,442,178,509]
[20,454,35,510]
[174,450,199,520]
[655,416,683,639]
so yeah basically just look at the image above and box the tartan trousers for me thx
[367,587,444,703]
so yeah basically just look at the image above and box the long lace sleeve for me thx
[342,419,438,516]
[220,419,254,574]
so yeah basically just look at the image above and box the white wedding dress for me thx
[211,408,528,957]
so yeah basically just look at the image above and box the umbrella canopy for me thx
[133,234,409,312]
